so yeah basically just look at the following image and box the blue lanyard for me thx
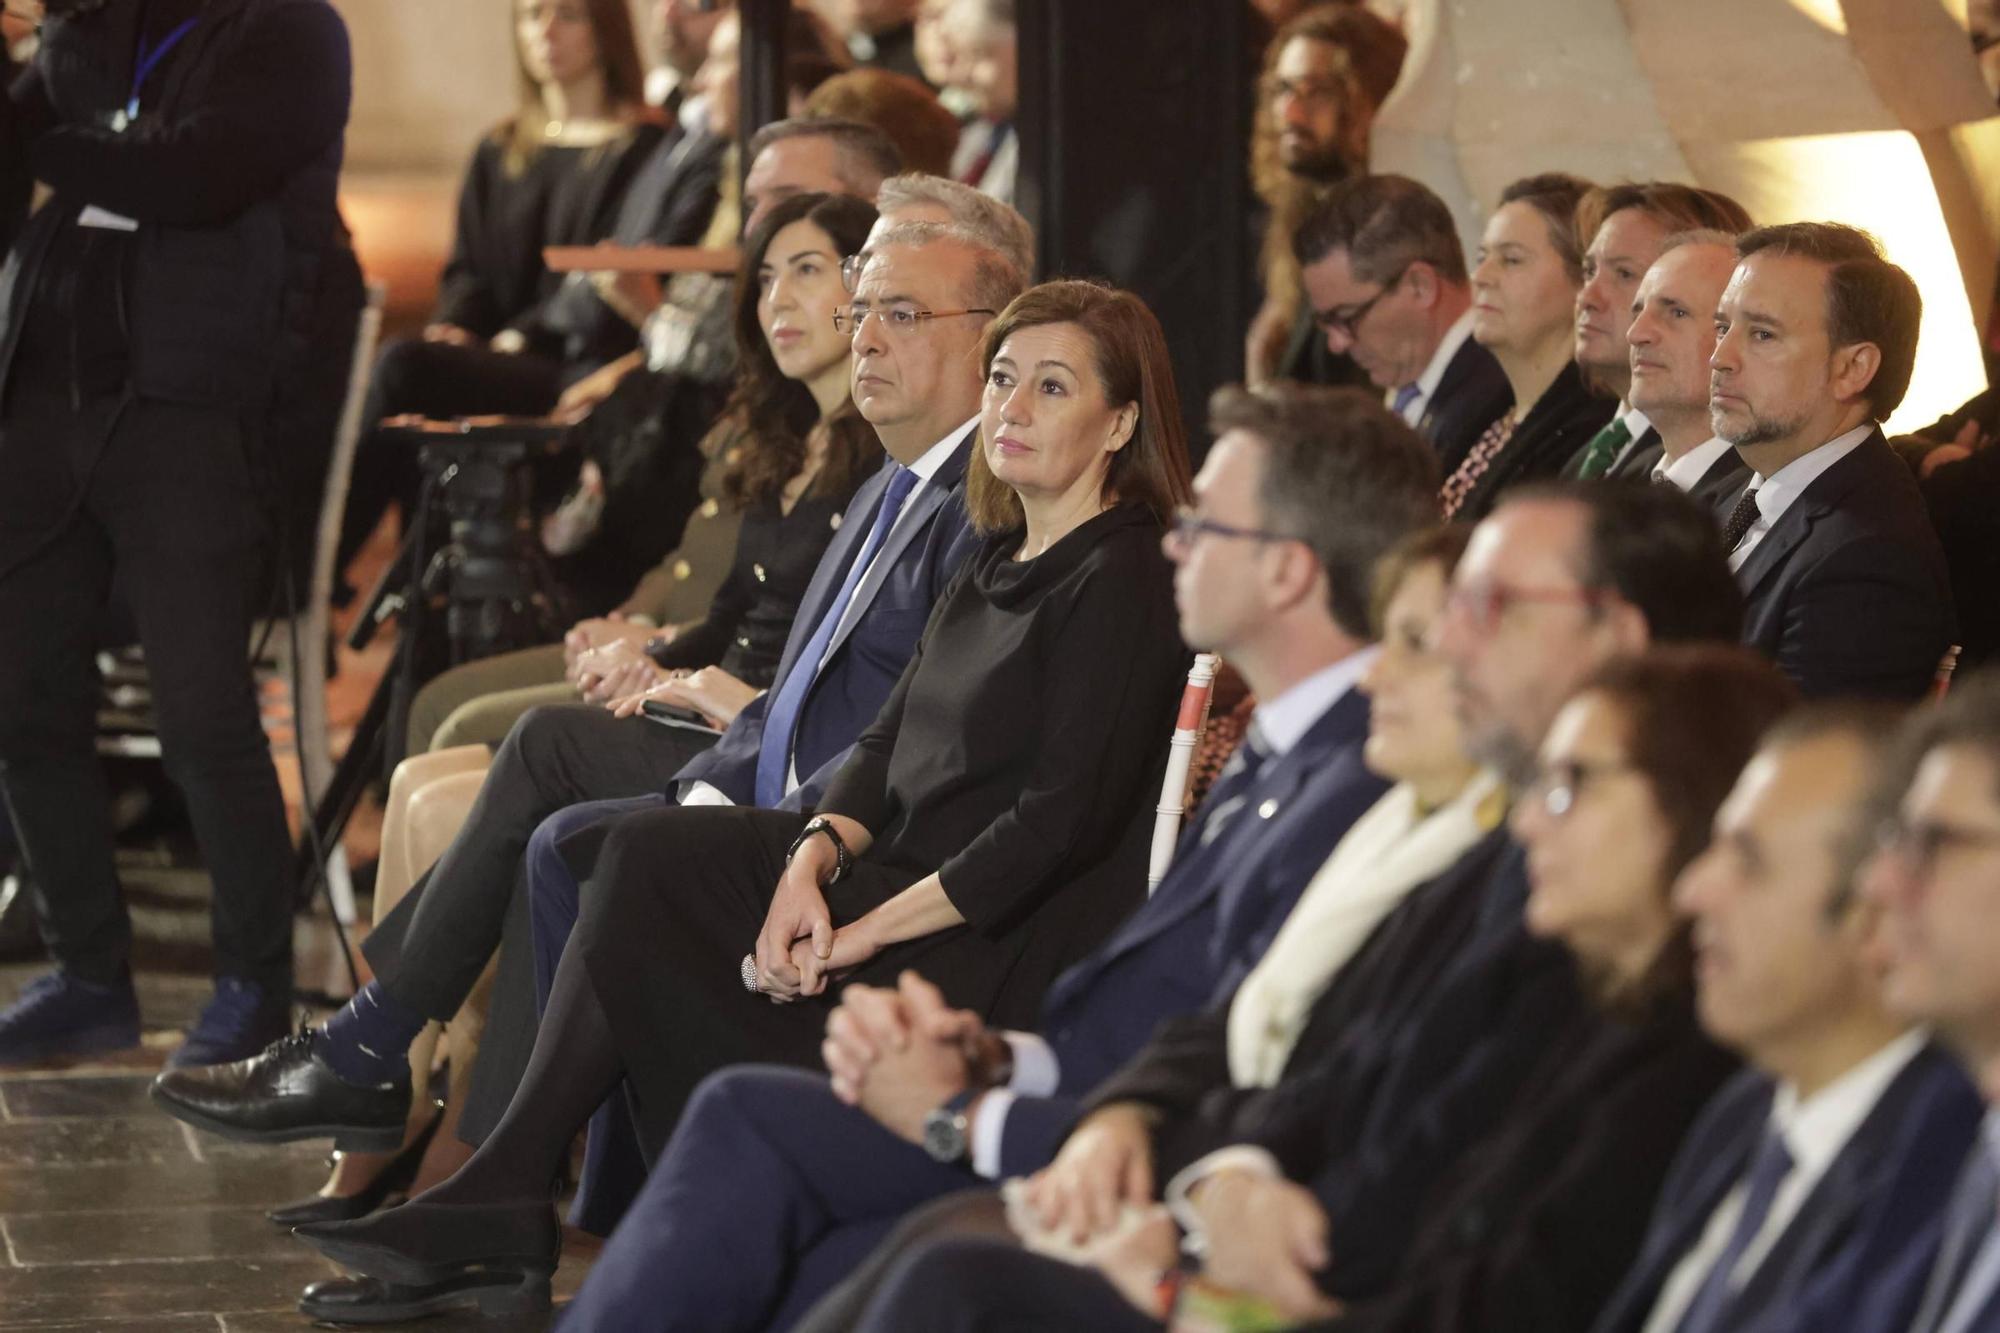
[124,14,200,124]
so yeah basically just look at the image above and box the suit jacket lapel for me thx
[1733,436,1877,600]
[818,426,975,666]
[764,460,892,695]
[1608,427,1660,477]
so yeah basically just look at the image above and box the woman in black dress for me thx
[293,279,1196,1312]
[337,0,661,579]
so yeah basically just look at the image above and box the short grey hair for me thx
[865,220,1028,314]
[1658,227,1740,255]
[874,173,1035,278]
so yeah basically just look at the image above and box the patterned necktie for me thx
[1674,1129,1795,1333]
[1197,723,1272,847]
[753,465,919,807]
[1440,410,1517,520]
[1574,416,1633,481]
[1391,383,1422,421]
[1720,485,1762,553]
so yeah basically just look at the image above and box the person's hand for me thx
[663,666,760,728]
[1026,1102,1158,1245]
[1088,1207,1181,1318]
[572,635,651,697]
[589,269,665,329]
[823,982,913,1101]
[563,615,653,672]
[794,916,879,997]
[837,973,977,1139]
[422,322,479,348]
[490,328,528,355]
[1190,1170,1341,1323]
[554,355,637,424]
[756,843,837,998]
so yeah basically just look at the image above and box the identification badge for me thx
[77,205,139,232]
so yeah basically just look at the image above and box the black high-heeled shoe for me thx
[265,1110,443,1228]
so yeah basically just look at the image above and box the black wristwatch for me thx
[786,816,851,883]
[921,1086,980,1164]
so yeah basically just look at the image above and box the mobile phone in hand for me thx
[641,698,721,733]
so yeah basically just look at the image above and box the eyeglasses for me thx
[1312,265,1409,337]
[1874,816,2000,878]
[840,253,865,293]
[1443,582,1608,636]
[832,304,998,336]
[1165,506,1298,552]
[1524,758,1637,819]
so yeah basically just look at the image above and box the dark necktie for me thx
[1196,723,1272,847]
[1674,1130,1795,1333]
[1720,485,1762,553]
[753,465,919,806]
[1574,416,1633,481]
[1909,1143,2000,1333]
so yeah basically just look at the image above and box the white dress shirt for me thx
[1640,1030,1928,1333]
[966,649,1381,1178]
[678,418,975,807]
[1389,310,1478,427]
[1728,424,1873,571]
[1655,436,1736,493]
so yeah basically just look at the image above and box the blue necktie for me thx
[753,464,919,807]
[1675,1129,1795,1333]
[1391,383,1421,421]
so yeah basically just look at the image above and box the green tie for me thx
[1575,416,1633,481]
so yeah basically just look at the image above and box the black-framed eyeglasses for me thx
[1524,758,1638,819]
[1165,506,1298,552]
[1312,265,1410,337]
[832,304,998,336]
[1874,816,2000,877]
[1443,582,1609,636]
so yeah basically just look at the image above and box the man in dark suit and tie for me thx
[150,224,1024,1154]
[1592,707,1982,1333]
[1708,222,1953,701]
[544,385,1441,1331]
[1618,231,1751,503]
[1862,675,2000,1333]
[1294,175,1512,475]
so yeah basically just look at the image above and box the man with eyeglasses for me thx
[1861,672,2000,1333]
[1293,174,1511,475]
[1591,705,1982,1333]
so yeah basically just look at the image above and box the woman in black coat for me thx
[292,279,1196,1311]
[1440,173,1616,522]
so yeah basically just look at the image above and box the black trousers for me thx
[0,387,294,989]
[360,702,716,1021]
[334,335,566,577]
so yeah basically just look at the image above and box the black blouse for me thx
[649,477,862,691]
[1448,360,1617,523]
[431,126,659,353]
[816,503,1189,1022]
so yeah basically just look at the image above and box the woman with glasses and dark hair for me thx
[282,279,1193,1317]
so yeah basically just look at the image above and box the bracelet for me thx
[786,816,851,884]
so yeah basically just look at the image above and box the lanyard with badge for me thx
[77,5,198,232]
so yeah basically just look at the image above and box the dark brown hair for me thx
[966,281,1193,535]
[805,70,961,177]
[505,0,649,174]
[1576,182,1753,253]
[1294,173,1470,287]
[1370,524,1472,638]
[1735,222,1923,420]
[1576,645,1799,1004]
[719,192,882,509]
[1497,172,1596,284]
[1209,383,1441,639]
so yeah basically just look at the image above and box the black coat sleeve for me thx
[432,137,508,335]
[28,4,350,227]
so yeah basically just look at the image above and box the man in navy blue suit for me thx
[1863,674,2000,1333]
[151,214,1025,1155]
[549,384,1441,1331]
[1593,706,1982,1333]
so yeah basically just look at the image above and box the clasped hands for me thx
[752,845,878,1003]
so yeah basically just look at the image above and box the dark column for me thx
[1016,0,1259,454]
[738,0,790,162]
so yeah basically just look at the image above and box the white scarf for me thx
[1227,769,1508,1088]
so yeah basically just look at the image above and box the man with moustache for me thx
[1295,174,1512,475]
[1566,184,1751,480]
[1708,222,1952,700]
[1862,673,2000,1333]
[1592,707,1982,1333]
[1619,230,1750,502]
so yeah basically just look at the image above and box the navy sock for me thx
[318,981,426,1087]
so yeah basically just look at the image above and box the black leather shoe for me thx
[298,1270,551,1324]
[294,1196,560,1289]
[265,1111,442,1227]
[149,1030,407,1152]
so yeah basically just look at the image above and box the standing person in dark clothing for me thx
[334,0,662,581]
[278,277,1194,1317]
[0,0,351,1066]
